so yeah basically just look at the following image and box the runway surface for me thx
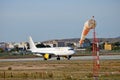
[0,55,120,62]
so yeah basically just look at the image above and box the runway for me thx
[0,55,120,62]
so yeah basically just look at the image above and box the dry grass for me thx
[0,60,120,80]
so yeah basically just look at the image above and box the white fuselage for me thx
[30,47,75,56]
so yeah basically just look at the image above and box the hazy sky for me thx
[0,0,120,42]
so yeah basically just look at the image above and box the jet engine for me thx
[43,53,51,60]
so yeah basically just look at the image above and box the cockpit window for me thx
[68,48,74,50]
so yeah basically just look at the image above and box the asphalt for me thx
[0,55,120,62]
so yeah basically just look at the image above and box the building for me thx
[104,42,112,50]
[0,42,7,51]
[42,38,91,48]
[42,40,65,47]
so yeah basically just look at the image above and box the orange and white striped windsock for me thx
[79,17,96,45]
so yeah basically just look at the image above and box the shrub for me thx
[8,67,12,70]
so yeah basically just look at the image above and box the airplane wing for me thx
[33,52,55,60]
[34,52,55,56]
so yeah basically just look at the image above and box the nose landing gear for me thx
[57,55,60,60]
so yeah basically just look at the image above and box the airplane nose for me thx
[72,50,75,54]
[73,51,75,53]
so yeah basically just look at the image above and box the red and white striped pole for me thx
[93,28,100,80]
[96,42,100,69]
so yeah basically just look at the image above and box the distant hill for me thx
[92,38,120,43]
[116,36,120,38]
[42,37,120,43]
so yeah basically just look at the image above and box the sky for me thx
[0,0,120,42]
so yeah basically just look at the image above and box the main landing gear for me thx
[56,55,72,60]
[67,55,72,60]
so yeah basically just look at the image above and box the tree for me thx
[14,45,19,52]
[36,43,46,48]
[0,48,4,52]
[112,42,120,50]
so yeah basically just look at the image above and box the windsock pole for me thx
[92,28,100,80]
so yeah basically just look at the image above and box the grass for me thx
[0,60,120,80]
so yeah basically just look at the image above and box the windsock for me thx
[79,17,96,45]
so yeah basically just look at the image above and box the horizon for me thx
[1,36,120,43]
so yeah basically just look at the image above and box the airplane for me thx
[28,36,75,60]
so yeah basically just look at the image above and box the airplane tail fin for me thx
[29,36,37,49]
